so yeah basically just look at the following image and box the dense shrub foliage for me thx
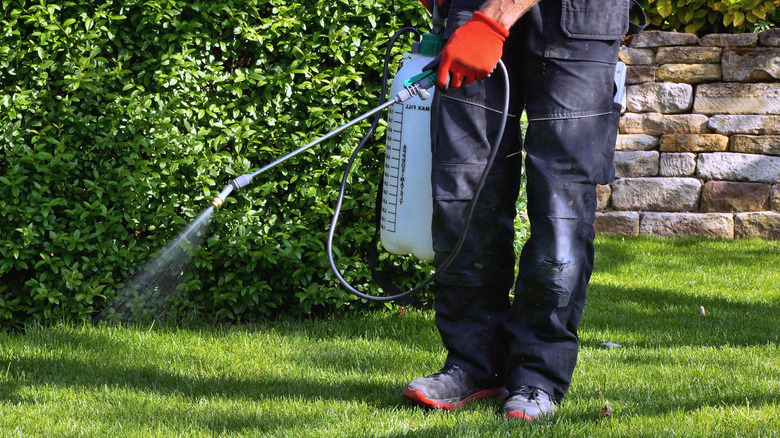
[1,0,433,327]
[4,0,768,327]
[638,0,779,34]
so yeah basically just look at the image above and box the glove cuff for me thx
[471,11,510,40]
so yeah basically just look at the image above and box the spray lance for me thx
[209,71,433,211]
[209,28,510,302]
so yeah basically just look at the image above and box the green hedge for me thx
[0,0,435,327]
[7,0,767,328]
[638,0,779,34]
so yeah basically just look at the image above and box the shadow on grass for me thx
[588,235,780,348]
[582,283,780,348]
[0,353,402,434]
[0,314,435,434]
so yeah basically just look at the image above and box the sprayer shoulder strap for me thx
[628,0,647,35]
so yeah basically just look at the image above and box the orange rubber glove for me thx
[437,11,509,90]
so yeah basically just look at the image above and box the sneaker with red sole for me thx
[503,386,557,421]
[402,363,508,410]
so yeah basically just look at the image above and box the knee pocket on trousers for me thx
[518,258,581,307]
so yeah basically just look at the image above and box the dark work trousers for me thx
[430,0,627,402]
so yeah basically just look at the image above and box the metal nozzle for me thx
[210,173,254,210]
[211,184,234,210]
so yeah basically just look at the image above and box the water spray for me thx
[99,206,215,324]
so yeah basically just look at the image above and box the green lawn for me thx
[1,235,779,437]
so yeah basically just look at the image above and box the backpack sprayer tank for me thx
[380,33,443,261]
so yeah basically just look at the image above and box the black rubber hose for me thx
[326,33,511,302]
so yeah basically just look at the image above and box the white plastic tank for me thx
[380,34,442,261]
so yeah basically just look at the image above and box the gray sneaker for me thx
[503,386,557,421]
[402,363,508,410]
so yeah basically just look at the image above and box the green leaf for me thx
[734,10,746,25]
[657,0,674,17]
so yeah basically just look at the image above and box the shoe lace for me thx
[437,363,460,376]
[515,386,543,401]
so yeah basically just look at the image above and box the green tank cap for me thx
[419,33,444,57]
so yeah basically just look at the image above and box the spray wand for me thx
[210,71,435,210]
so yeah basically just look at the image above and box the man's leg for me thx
[403,3,525,409]
[502,0,625,418]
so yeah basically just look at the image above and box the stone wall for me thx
[596,29,780,239]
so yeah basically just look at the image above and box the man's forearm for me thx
[479,0,541,29]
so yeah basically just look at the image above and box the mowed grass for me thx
[1,235,779,437]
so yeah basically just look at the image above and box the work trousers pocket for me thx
[597,102,622,185]
[541,0,625,64]
[561,0,629,40]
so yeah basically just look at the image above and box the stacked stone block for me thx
[596,29,780,239]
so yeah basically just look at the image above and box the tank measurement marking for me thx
[381,104,405,232]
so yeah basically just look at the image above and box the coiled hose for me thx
[326,29,511,302]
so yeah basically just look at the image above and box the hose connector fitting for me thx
[210,173,255,209]
[211,184,233,209]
